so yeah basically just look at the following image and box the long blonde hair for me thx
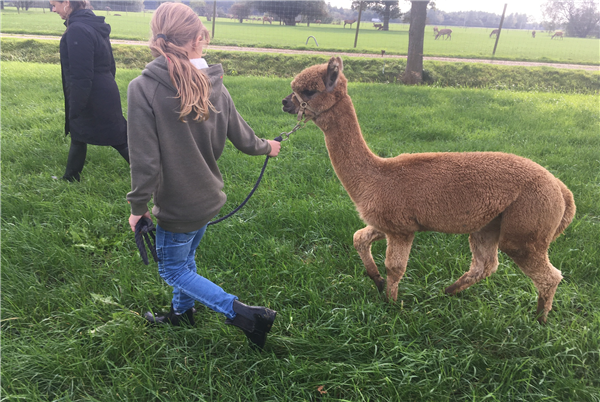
[150,2,215,122]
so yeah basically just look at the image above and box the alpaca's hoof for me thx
[536,298,550,324]
[380,292,399,303]
[536,309,549,325]
[444,284,458,295]
[375,278,386,293]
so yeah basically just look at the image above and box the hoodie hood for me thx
[142,56,224,105]
[66,9,111,38]
[127,54,270,232]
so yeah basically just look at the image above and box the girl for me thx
[50,0,129,181]
[127,2,281,350]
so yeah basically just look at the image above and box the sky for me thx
[327,0,545,21]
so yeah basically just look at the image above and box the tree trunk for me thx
[382,3,391,30]
[402,1,429,85]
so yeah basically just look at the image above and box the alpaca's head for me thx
[282,57,348,122]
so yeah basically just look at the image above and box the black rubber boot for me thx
[62,139,87,182]
[112,142,130,164]
[144,304,195,327]
[225,300,277,350]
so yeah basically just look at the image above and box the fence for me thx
[1,1,598,65]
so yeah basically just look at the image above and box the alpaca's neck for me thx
[315,96,379,197]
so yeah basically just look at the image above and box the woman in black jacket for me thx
[51,1,129,181]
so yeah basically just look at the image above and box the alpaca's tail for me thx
[553,179,576,241]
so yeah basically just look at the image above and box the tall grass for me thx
[1,8,599,64]
[2,61,599,401]
[3,38,599,94]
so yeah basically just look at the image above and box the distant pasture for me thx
[1,8,598,65]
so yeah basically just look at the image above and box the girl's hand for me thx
[267,140,281,157]
[129,211,151,232]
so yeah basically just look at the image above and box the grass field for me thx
[1,7,599,65]
[2,61,599,401]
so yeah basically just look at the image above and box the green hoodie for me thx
[126,56,271,233]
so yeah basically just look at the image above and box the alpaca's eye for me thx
[303,90,317,97]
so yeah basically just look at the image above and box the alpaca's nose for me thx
[281,94,297,114]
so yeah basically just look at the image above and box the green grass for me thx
[3,38,599,94]
[2,61,599,401]
[2,7,599,65]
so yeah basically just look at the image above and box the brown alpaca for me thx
[282,57,575,323]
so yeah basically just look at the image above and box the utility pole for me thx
[354,1,363,48]
[212,1,217,39]
[492,4,507,57]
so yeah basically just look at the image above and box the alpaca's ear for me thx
[325,57,343,92]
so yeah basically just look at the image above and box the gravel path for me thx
[3,33,598,72]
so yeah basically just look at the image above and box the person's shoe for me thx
[225,300,277,350]
[144,304,195,327]
[61,173,80,182]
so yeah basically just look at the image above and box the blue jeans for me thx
[156,224,237,319]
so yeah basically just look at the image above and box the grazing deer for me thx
[532,30,536,38]
[373,23,383,30]
[433,26,439,36]
[552,31,564,39]
[435,28,452,40]
[262,16,273,24]
[489,29,499,38]
[281,57,575,324]
[316,20,321,24]
[344,19,357,28]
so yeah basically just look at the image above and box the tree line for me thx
[3,0,599,38]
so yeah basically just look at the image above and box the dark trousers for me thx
[63,139,129,181]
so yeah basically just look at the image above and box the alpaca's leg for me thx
[384,233,415,301]
[354,226,386,292]
[500,242,562,324]
[497,189,564,323]
[445,217,501,295]
[534,267,562,324]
